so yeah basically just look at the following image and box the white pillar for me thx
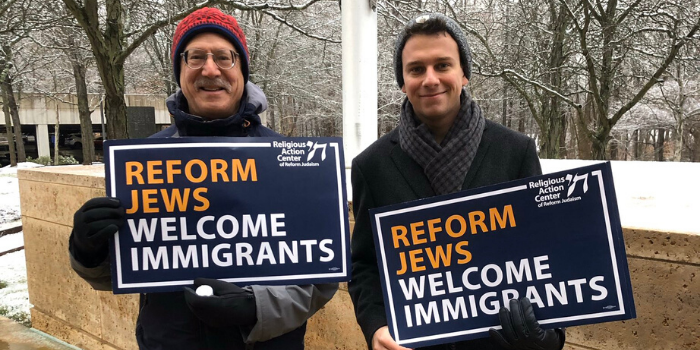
[36,124,50,158]
[342,0,378,167]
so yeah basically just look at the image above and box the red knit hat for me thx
[172,7,250,86]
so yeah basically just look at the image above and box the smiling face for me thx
[401,32,468,138]
[180,32,244,120]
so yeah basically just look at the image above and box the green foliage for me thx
[0,280,7,289]
[57,155,79,165]
[26,155,79,166]
[0,305,31,327]
[11,311,32,327]
[26,156,51,166]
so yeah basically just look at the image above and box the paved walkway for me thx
[0,316,80,350]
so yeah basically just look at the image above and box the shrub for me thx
[57,155,79,165]
[26,156,51,166]
[26,155,79,166]
[10,311,31,327]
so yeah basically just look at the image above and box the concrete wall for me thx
[13,93,267,132]
[17,93,171,126]
[18,164,700,350]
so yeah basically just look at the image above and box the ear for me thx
[462,74,469,86]
[401,84,406,93]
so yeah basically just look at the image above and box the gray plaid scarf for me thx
[399,90,485,195]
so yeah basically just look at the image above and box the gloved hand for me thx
[70,197,125,266]
[184,278,257,328]
[489,298,564,350]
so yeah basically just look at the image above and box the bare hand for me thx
[372,326,413,350]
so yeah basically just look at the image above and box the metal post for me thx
[100,95,106,139]
[342,0,378,167]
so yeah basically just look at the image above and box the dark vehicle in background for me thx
[65,133,83,149]
[0,136,9,164]
[0,135,31,165]
[65,133,103,150]
[94,136,104,150]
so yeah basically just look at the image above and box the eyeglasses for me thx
[181,49,239,70]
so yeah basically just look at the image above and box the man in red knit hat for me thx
[68,7,337,350]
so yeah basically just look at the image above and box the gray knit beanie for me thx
[394,13,472,88]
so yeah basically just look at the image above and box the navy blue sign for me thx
[370,162,635,348]
[105,137,350,294]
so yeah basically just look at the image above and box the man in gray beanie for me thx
[349,13,565,350]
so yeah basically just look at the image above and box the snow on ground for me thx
[0,173,21,225]
[0,163,42,326]
[0,244,30,326]
[0,162,43,225]
[0,231,23,251]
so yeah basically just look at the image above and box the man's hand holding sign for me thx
[185,278,257,327]
[490,298,564,350]
[71,197,125,268]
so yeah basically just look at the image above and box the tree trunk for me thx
[609,135,618,160]
[98,58,128,140]
[1,77,25,162]
[54,105,60,165]
[620,131,628,160]
[690,128,700,162]
[631,129,639,160]
[655,128,665,161]
[567,114,577,159]
[539,115,564,159]
[72,61,95,164]
[643,130,653,160]
[2,93,16,166]
[518,116,525,134]
[673,63,685,162]
[501,83,508,126]
[591,131,610,160]
[671,113,684,162]
[576,102,594,159]
[538,1,569,159]
[558,111,568,159]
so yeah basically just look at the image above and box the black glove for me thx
[184,278,257,328]
[70,197,125,267]
[489,298,564,350]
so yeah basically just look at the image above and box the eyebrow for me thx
[185,47,237,53]
[405,56,456,66]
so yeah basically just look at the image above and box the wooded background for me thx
[1,0,698,164]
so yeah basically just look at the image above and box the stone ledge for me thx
[0,315,79,350]
[18,165,105,188]
[623,228,700,265]
[564,256,699,350]
[30,309,121,350]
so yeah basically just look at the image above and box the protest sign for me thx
[104,137,350,294]
[370,162,635,348]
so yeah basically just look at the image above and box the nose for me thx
[422,67,439,87]
[200,55,221,77]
